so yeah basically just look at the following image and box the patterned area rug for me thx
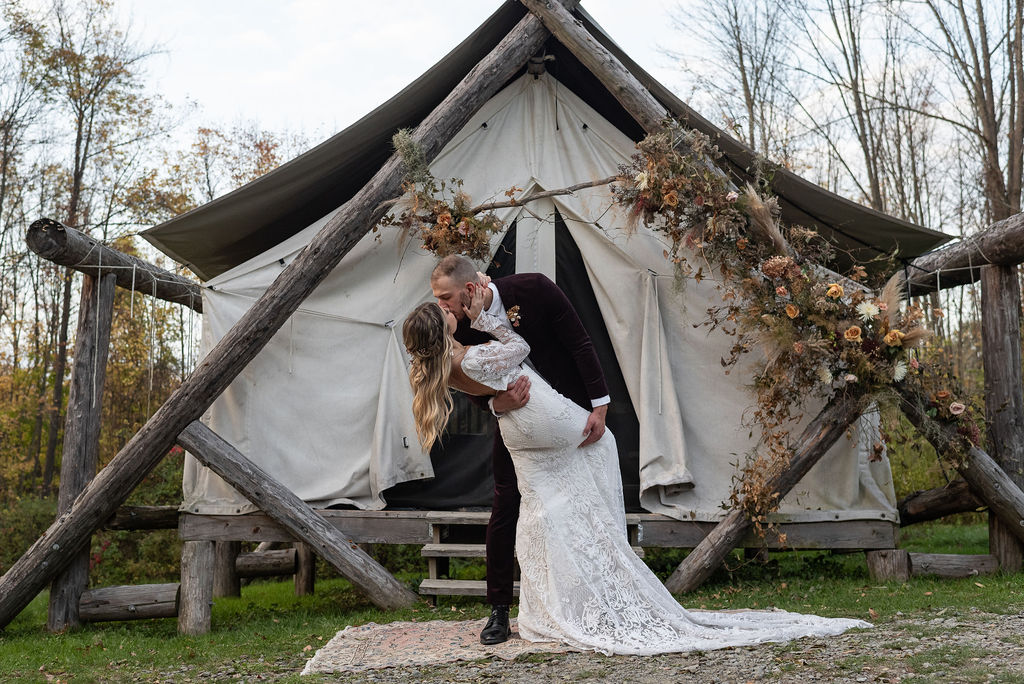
[301,618,578,674]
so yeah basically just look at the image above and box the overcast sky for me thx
[120,0,688,140]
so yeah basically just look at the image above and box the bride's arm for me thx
[457,286,531,391]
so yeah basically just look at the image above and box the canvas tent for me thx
[144,2,950,525]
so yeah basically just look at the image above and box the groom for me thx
[431,255,610,644]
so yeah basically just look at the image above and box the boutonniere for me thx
[506,305,522,327]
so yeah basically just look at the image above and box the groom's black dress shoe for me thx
[480,604,511,645]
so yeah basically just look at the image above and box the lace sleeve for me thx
[459,312,531,391]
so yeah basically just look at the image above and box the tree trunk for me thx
[664,392,866,593]
[897,479,983,527]
[0,10,553,630]
[42,268,73,495]
[47,273,116,632]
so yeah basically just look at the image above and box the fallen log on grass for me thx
[79,583,179,622]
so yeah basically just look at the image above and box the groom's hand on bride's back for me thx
[492,376,530,414]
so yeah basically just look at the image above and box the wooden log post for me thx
[908,553,999,578]
[26,219,203,312]
[865,549,910,582]
[294,542,315,596]
[178,541,215,635]
[0,10,555,630]
[213,541,242,598]
[80,583,180,622]
[664,393,867,594]
[898,479,984,527]
[177,421,417,609]
[980,264,1024,571]
[47,272,117,633]
[897,385,1024,546]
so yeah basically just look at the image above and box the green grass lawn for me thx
[1,521,1022,683]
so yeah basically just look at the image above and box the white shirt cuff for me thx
[591,395,611,408]
[487,396,502,417]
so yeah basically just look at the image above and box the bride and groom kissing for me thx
[403,254,869,655]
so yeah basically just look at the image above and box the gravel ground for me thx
[144,610,1024,683]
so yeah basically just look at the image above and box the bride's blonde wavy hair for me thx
[402,302,454,452]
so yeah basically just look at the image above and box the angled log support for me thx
[177,421,417,609]
[27,219,203,312]
[47,273,116,632]
[0,10,554,631]
[897,385,1024,548]
[664,393,867,594]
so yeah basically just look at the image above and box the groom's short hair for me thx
[431,255,479,285]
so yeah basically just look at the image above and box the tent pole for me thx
[0,6,560,628]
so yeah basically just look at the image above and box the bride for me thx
[402,287,870,656]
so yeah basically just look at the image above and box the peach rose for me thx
[949,402,966,416]
[786,304,800,319]
[844,325,862,342]
[883,329,905,347]
[826,283,844,299]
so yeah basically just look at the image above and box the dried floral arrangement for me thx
[385,123,981,534]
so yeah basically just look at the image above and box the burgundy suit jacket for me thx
[454,273,608,410]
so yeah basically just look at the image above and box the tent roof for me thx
[143,1,951,282]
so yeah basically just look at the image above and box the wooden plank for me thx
[178,512,433,544]
[104,505,179,530]
[0,9,553,630]
[213,541,241,598]
[665,394,867,593]
[865,549,910,582]
[80,583,179,622]
[418,579,520,597]
[981,263,1024,572]
[177,422,419,609]
[48,273,116,633]
[26,220,202,312]
[908,553,999,578]
[637,519,896,550]
[178,541,214,635]
[421,543,487,558]
[235,549,297,578]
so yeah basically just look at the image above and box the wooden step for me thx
[420,543,645,559]
[418,579,520,597]
[421,543,487,558]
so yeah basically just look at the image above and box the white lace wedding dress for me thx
[460,311,871,656]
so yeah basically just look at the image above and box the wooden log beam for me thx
[901,212,1024,295]
[865,549,910,582]
[897,385,1024,546]
[0,11,553,630]
[104,505,179,530]
[48,273,116,632]
[664,392,867,594]
[177,421,417,609]
[898,479,984,527]
[909,552,999,578]
[80,583,179,622]
[235,549,297,578]
[26,219,202,312]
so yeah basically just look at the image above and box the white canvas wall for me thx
[184,73,897,524]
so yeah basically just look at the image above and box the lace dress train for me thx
[460,312,870,656]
